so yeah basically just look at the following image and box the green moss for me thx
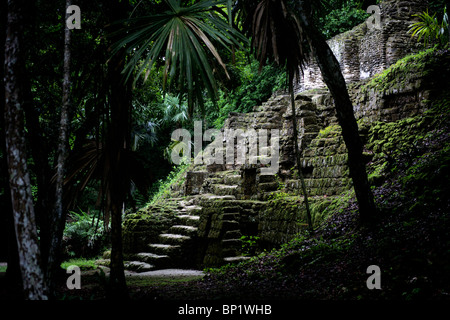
[317,125,341,139]
[122,205,178,253]
[362,46,439,93]
[149,163,190,205]
[61,258,99,271]
[126,275,203,287]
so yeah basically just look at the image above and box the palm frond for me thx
[112,0,248,114]
[63,139,153,214]
[408,9,448,47]
[250,0,309,82]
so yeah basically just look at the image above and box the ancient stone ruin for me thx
[297,0,427,92]
[119,0,437,272]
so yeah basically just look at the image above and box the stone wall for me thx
[297,0,427,92]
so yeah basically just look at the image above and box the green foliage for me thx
[401,143,450,210]
[317,124,341,139]
[240,235,261,256]
[61,258,99,271]
[206,59,286,129]
[364,46,439,93]
[280,236,354,273]
[62,210,109,259]
[115,0,247,113]
[318,1,370,39]
[148,162,190,205]
[311,191,356,225]
[408,8,449,47]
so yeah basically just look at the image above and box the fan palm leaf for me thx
[112,0,247,115]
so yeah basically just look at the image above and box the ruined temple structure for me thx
[119,0,438,272]
[297,0,427,92]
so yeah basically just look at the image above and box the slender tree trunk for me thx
[289,74,312,230]
[1,0,22,297]
[106,52,131,299]
[46,0,72,294]
[104,0,132,299]
[296,1,377,224]
[15,0,54,276]
[4,0,48,299]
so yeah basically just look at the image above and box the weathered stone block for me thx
[185,171,209,195]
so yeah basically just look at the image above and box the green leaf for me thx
[113,0,248,116]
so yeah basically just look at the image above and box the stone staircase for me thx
[122,87,346,272]
[124,199,203,272]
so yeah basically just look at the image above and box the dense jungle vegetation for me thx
[1,0,449,304]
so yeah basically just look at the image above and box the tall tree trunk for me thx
[106,52,131,299]
[19,0,53,275]
[104,0,132,299]
[46,0,72,294]
[296,1,377,224]
[4,0,48,299]
[289,74,313,230]
[1,0,21,297]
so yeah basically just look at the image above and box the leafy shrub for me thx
[318,2,369,39]
[206,60,286,129]
[60,258,98,271]
[62,210,109,259]
[240,235,261,256]
[408,8,449,47]
[148,162,190,205]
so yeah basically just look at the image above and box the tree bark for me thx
[106,52,131,300]
[1,0,22,296]
[46,0,72,294]
[289,74,313,230]
[104,0,133,299]
[296,1,377,224]
[4,0,48,299]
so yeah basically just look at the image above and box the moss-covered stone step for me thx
[258,182,279,192]
[169,225,198,236]
[221,213,239,221]
[124,261,155,272]
[134,252,171,268]
[224,230,241,240]
[223,256,251,264]
[178,205,203,214]
[147,244,181,255]
[221,238,241,249]
[177,214,200,227]
[159,233,191,245]
[210,184,240,196]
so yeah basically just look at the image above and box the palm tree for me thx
[239,0,313,229]
[238,0,377,225]
[294,0,377,224]
[113,0,247,117]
